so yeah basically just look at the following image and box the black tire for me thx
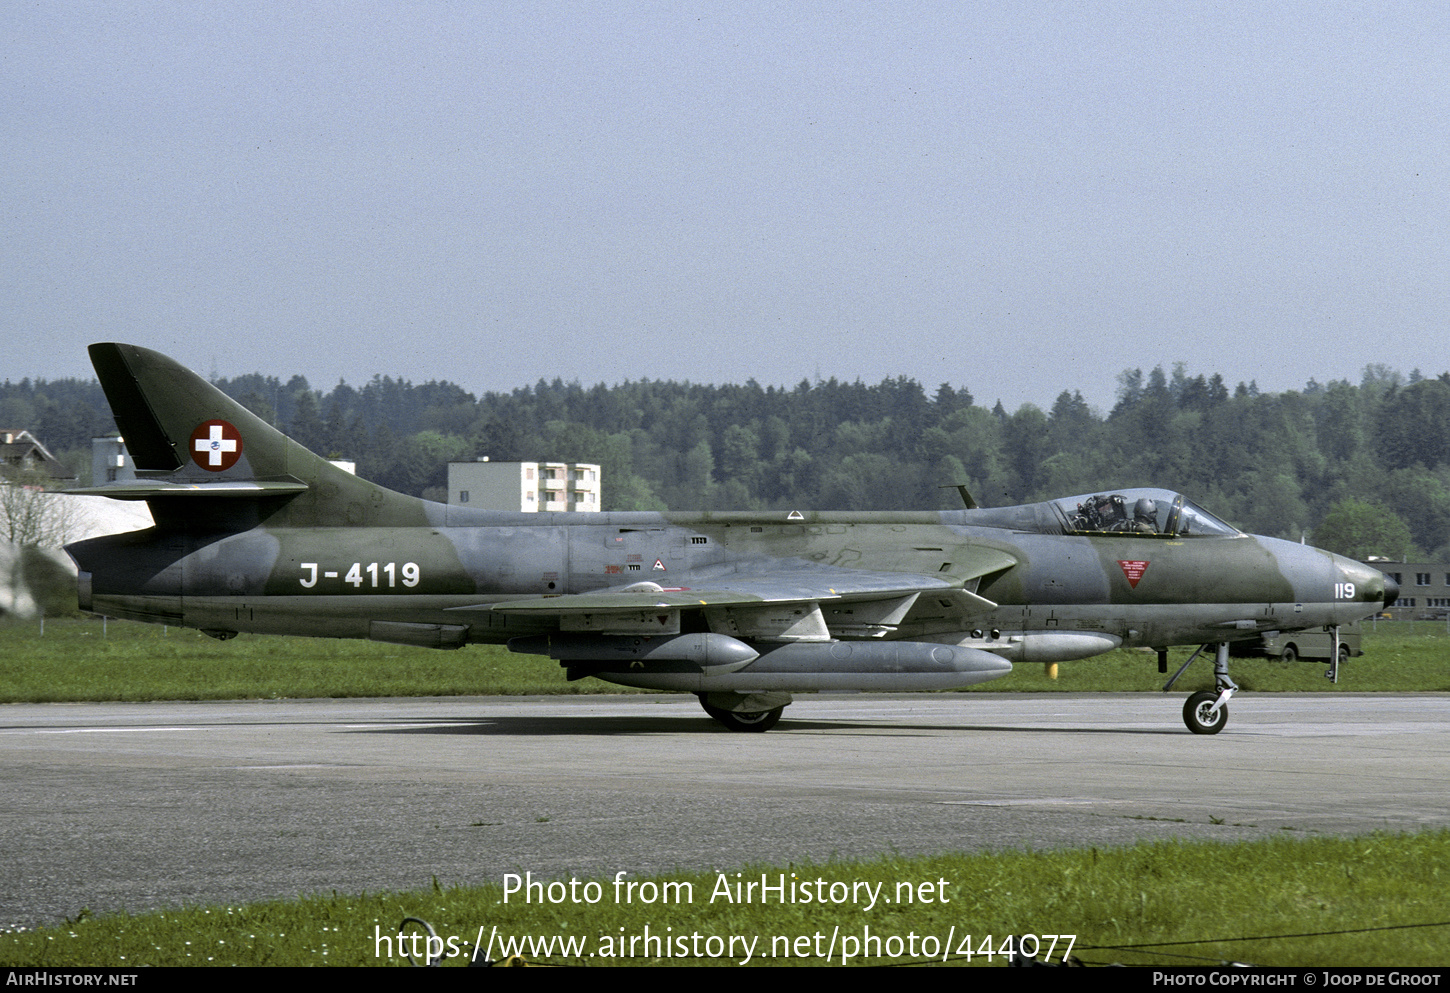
[700,699,784,732]
[1183,691,1228,735]
[1339,644,1351,662]
[1280,645,1297,663]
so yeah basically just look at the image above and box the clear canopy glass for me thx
[1050,488,1240,537]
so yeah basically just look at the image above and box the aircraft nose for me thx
[1381,571,1400,608]
[1336,557,1392,609]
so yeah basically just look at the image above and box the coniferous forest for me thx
[4,362,1449,560]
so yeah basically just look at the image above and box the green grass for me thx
[3,616,1448,703]
[3,832,1446,967]
[0,615,601,702]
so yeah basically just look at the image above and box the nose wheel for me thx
[1183,690,1228,734]
[1165,642,1238,734]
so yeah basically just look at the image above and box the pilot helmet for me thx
[1133,497,1157,521]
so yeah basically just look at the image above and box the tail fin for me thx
[72,343,428,528]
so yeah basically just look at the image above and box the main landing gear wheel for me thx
[1183,691,1227,735]
[700,700,784,733]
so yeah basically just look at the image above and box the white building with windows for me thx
[448,460,600,512]
[91,436,137,486]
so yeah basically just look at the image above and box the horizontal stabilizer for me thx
[65,479,310,501]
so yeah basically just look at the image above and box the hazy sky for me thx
[5,2,1448,412]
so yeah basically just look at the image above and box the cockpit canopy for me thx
[1055,489,1240,537]
[960,488,1241,537]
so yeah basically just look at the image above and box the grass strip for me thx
[2,832,1446,967]
[4,616,1448,703]
[0,616,617,701]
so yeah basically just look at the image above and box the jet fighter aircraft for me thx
[65,344,1395,734]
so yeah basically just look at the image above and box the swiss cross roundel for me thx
[190,420,243,472]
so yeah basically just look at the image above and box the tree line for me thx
[4,362,1449,559]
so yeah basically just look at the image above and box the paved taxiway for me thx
[3,692,1447,927]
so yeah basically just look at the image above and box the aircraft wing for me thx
[462,544,1018,620]
[478,574,966,615]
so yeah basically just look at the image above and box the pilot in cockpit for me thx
[1131,497,1159,534]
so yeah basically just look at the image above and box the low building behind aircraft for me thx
[1366,559,1450,619]
[448,459,600,512]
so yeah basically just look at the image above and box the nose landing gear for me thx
[1165,642,1238,734]
[1183,689,1229,734]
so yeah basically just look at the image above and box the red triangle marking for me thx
[1118,560,1150,588]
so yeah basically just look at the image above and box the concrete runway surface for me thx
[3,692,1447,927]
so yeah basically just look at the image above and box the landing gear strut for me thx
[1164,642,1238,734]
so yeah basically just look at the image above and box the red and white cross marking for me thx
[190,420,243,471]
